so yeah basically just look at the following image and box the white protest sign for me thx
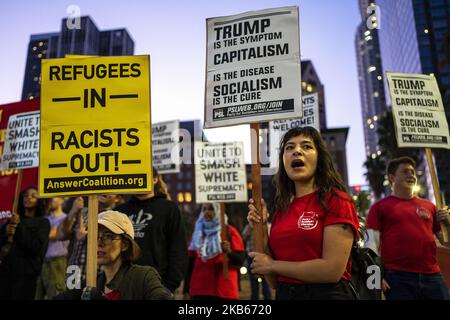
[269,93,319,168]
[195,141,248,203]
[204,6,302,128]
[1,111,40,170]
[386,72,450,149]
[152,120,180,174]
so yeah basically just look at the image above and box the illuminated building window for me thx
[177,192,184,203]
[185,192,192,203]
[306,84,313,92]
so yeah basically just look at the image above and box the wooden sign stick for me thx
[250,123,265,253]
[425,148,448,243]
[220,202,229,279]
[9,169,23,242]
[86,195,98,287]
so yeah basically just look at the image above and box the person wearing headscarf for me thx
[188,203,245,300]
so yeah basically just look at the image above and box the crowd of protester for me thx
[1,127,449,300]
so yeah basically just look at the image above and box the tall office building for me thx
[162,120,205,218]
[377,0,450,203]
[301,60,350,185]
[22,16,134,100]
[355,0,388,157]
[301,60,327,131]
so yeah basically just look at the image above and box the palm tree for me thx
[363,155,386,201]
[355,190,371,218]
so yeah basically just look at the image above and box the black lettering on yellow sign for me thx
[49,152,142,174]
[52,88,138,108]
[48,128,141,174]
[70,152,119,173]
[51,128,139,150]
[84,88,105,108]
[49,63,141,81]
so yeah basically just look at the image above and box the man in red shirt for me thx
[366,157,450,300]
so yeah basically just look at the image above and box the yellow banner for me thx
[40,55,152,196]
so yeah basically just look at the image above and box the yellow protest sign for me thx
[40,55,152,196]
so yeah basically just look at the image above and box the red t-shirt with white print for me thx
[269,190,359,284]
[366,195,440,273]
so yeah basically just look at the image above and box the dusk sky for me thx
[0,0,367,185]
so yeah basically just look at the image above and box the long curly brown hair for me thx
[273,127,349,212]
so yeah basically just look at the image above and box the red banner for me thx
[0,99,40,221]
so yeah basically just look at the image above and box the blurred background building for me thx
[22,16,134,100]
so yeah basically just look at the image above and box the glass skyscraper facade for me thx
[377,0,450,203]
[355,0,388,157]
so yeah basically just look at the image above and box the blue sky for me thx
[0,0,367,185]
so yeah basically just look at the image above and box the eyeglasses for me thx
[97,233,121,244]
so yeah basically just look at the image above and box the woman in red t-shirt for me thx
[248,127,360,300]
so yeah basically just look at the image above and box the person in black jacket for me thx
[0,186,50,299]
[115,168,188,293]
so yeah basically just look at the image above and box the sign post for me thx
[40,55,152,286]
[205,7,302,253]
[195,141,248,277]
[387,72,450,242]
[152,120,180,174]
[0,99,40,222]
[1,110,40,243]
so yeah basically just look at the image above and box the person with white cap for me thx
[54,210,172,300]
